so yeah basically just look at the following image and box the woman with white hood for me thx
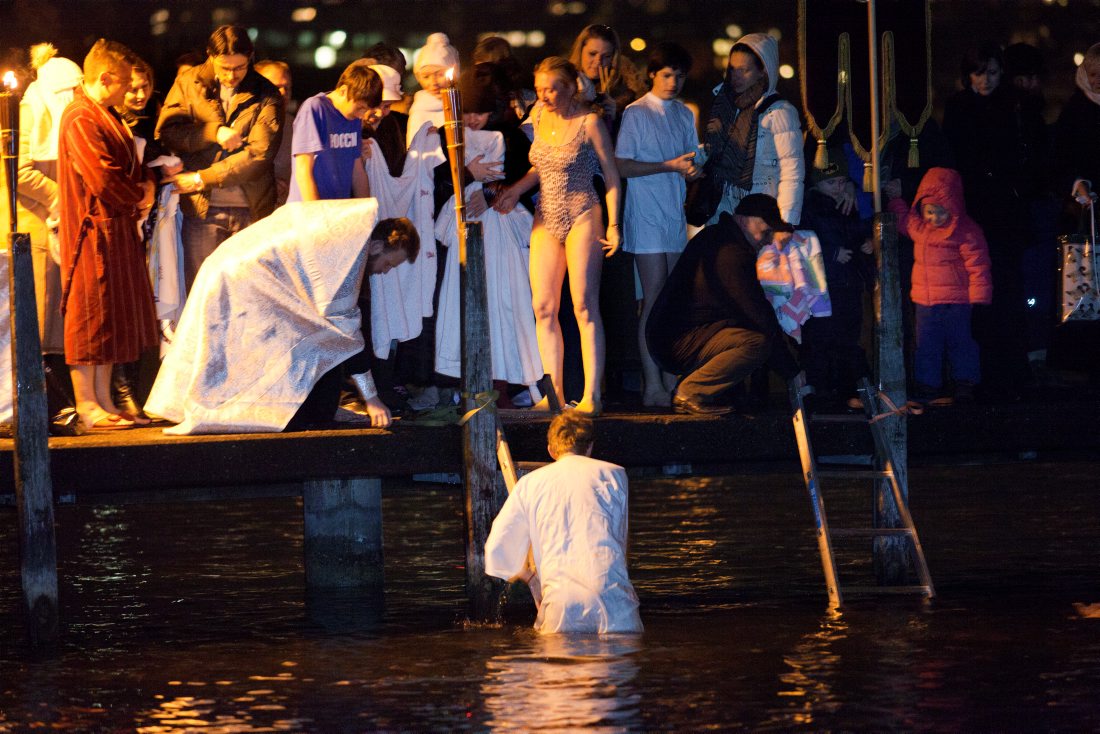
[702,33,805,226]
[16,43,84,357]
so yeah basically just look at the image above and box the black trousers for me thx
[675,327,770,404]
[800,288,869,397]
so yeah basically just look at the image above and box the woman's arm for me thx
[492,167,539,214]
[588,112,622,256]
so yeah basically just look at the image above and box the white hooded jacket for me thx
[713,33,805,225]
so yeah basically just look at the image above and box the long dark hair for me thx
[959,43,1003,88]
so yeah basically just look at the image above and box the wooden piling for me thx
[460,221,505,620]
[7,232,58,644]
[871,213,911,584]
[302,476,383,588]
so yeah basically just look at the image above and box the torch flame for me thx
[2,71,16,91]
[445,66,454,83]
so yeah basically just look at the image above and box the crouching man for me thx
[646,193,803,415]
[145,198,418,433]
[485,412,643,634]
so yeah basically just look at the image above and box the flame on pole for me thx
[1,70,18,234]
[440,67,467,242]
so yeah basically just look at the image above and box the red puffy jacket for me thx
[887,167,993,306]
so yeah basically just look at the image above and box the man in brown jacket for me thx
[155,25,283,291]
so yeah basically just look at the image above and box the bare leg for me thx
[529,217,568,408]
[71,363,132,429]
[636,251,681,406]
[565,207,607,416]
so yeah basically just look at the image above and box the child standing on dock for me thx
[485,412,642,634]
[886,167,992,407]
[798,154,874,410]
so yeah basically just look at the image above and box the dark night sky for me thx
[2,0,1100,120]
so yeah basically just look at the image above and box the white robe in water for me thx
[145,199,380,434]
[434,128,541,386]
[361,124,443,358]
[485,454,643,634]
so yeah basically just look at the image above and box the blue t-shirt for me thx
[287,93,362,202]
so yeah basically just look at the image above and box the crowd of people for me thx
[11,22,1100,434]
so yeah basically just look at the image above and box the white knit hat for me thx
[413,32,458,73]
[370,64,403,101]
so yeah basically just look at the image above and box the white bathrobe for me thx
[145,199,379,434]
[361,124,444,358]
[434,128,541,386]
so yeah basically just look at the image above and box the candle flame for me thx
[2,71,16,91]
[445,67,454,83]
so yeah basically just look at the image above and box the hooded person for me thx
[16,44,85,355]
[407,32,459,146]
[702,32,805,226]
[145,199,420,433]
[886,167,992,406]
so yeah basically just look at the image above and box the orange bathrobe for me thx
[57,87,156,364]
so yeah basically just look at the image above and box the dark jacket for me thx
[1053,88,1100,198]
[942,86,1043,245]
[155,61,284,220]
[800,188,873,291]
[646,212,799,378]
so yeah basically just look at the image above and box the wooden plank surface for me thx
[0,399,1098,498]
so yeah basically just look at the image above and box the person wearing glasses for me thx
[156,25,284,292]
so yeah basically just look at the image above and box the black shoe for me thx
[111,364,146,420]
[672,394,734,416]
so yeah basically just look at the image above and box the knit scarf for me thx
[706,77,768,192]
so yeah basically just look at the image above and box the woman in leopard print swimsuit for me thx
[493,56,621,417]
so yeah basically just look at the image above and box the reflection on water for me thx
[768,608,848,728]
[1,462,1099,731]
[482,634,641,731]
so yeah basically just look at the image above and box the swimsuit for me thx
[529,107,601,243]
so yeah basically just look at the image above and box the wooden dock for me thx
[3,397,1097,499]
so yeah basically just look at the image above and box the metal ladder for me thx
[790,378,935,607]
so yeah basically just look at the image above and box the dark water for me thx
[2,460,1099,732]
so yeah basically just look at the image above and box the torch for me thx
[1,70,18,234]
[440,67,466,235]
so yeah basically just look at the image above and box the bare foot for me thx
[110,403,151,425]
[529,396,553,412]
[572,397,603,417]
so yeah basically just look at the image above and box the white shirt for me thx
[485,454,642,634]
[616,92,697,254]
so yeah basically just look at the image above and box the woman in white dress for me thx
[615,43,701,407]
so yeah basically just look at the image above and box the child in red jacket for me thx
[886,167,993,406]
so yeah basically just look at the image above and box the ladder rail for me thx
[859,379,936,598]
[791,386,843,607]
[792,379,936,604]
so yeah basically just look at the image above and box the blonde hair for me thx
[534,56,579,96]
[29,43,58,71]
[83,38,136,85]
[547,411,595,457]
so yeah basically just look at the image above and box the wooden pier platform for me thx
[2,397,1098,500]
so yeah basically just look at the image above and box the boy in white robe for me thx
[485,412,643,634]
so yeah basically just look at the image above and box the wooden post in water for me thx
[872,214,910,584]
[460,221,505,620]
[8,232,59,644]
[866,0,911,584]
[302,476,384,587]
